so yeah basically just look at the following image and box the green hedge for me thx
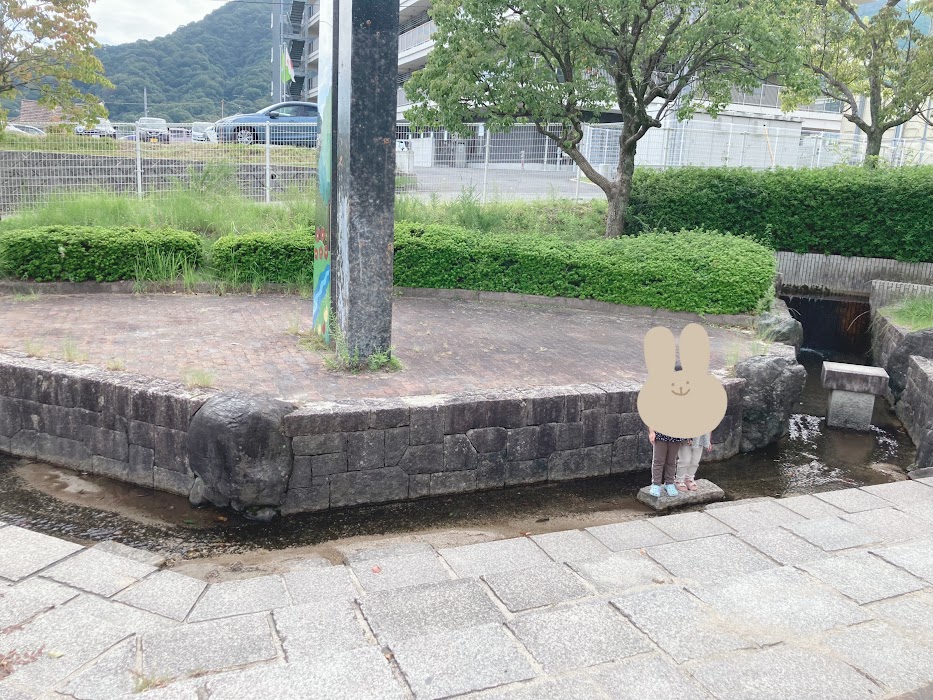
[208,224,773,314]
[211,230,314,283]
[394,223,775,314]
[0,226,203,282]
[628,167,933,262]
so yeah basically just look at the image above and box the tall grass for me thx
[883,294,933,331]
[395,189,606,241]
[0,188,316,240]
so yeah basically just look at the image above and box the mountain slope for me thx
[91,1,272,123]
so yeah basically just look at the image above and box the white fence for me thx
[2,118,932,213]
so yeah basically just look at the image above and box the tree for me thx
[0,0,112,125]
[404,0,808,237]
[785,0,933,166]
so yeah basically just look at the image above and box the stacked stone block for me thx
[281,380,746,515]
[870,282,933,402]
[0,351,210,495]
[894,356,933,469]
[0,350,761,516]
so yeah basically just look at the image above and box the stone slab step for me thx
[636,479,725,511]
[92,540,166,568]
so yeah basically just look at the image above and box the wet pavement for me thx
[0,354,916,567]
[2,479,933,699]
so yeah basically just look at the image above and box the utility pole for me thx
[143,87,148,118]
[221,99,225,119]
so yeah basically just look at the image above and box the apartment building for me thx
[270,0,933,167]
[271,0,433,117]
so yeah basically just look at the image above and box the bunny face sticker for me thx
[636,323,727,438]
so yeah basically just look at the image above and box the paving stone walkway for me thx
[2,479,933,699]
[0,294,757,402]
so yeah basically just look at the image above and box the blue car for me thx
[210,102,319,147]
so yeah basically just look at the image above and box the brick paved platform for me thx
[0,294,757,402]
[2,479,933,699]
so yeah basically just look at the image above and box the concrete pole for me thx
[314,0,399,359]
[482,128,491,204]
[265,124,272,204]
[135,124,142,199]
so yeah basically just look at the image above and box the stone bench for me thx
[821,361,890,431]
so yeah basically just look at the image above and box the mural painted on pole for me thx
[312,79,332,343]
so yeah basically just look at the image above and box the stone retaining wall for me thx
[777,252,933,298]
[0,351,211,496]
[869,280,933,311]
[1,346,808,518]
[894,356,933,469]
[870,282,933,402]
[279,380,746,515]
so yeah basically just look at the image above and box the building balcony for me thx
[729,85,842,114]
[282,20,303,39]
[399,19,435,53]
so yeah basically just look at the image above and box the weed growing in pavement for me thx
[23,340,44,357]
[60,339,88,363]
[182,368,215,389]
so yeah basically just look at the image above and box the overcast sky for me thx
[90,0,232,45]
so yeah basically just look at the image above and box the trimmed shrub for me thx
[628,166,933,262]
[394,223,775,315]
[0,226,203,282]
[211,230,314,283]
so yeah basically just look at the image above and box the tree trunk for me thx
[605,187,625,239]
[605,136,637,238]
[864,129,883,167]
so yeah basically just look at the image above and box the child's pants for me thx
[651,442,679,485]
[676,443,704,481]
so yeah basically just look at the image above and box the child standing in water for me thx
[648,429,688,498]
[675,432,712,492]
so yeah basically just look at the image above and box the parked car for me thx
[74,119,116,138]
[136,117,170,143]
[168,126,191,141]
[10,124,45,136]
[212,102,319,147]
[191,122,215,143]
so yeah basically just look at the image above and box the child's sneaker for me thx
[664,483,679,497]
[648,484,662,498]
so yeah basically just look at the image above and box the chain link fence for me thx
[2,119,931,214]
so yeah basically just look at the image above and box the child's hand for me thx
[648,430,655,444]
[706,444,713,453]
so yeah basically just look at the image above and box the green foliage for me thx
[405,0,810,235]
[784,0,933,163]
[396,193,606,241]
[0,226,203,282]
[315,324,403,373]
[627,166,933,262]
[211,231,314,284]
[0,191,316,240]
[882,294,933,331]
[87,1,271,122]
[394,223,775,315]
[0,0,111,127]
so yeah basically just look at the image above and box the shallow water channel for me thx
[0,344,916,563]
